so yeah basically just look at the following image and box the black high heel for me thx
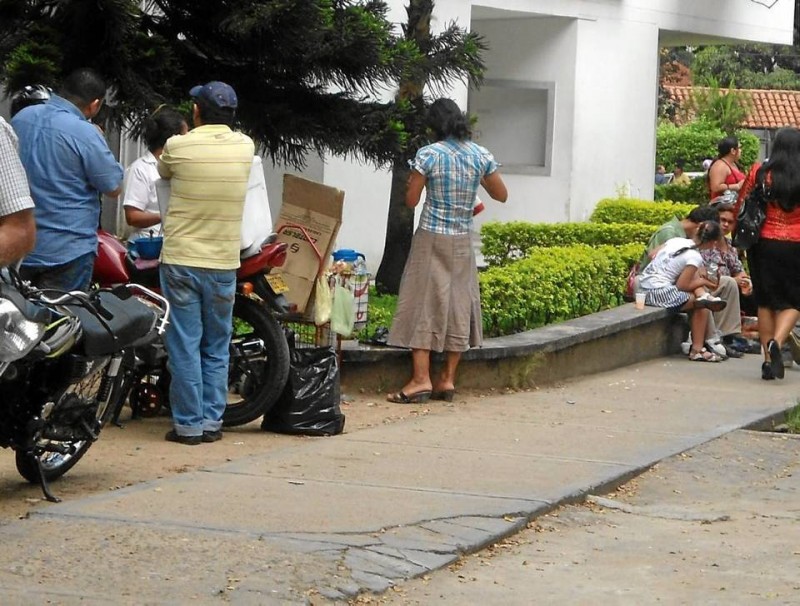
[768,340,785,379]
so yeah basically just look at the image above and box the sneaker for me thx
[789,331,800,364]
[165,430,202,446]
[723,343,744,358]
[705,339,728,359]
[723,335,753,354]
[202,430,223,443]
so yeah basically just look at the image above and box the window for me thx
[469,79,554,175]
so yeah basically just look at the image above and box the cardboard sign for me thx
[274,174,344,315]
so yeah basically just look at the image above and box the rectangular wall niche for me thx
[468,79,554,175]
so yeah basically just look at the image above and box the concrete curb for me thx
[342,304,687,391]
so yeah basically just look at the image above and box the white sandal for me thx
[688,347,723,362]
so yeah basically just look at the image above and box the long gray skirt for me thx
[387,228,482,353]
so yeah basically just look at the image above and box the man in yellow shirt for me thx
[157,81,255,445]
[672,160,691,187]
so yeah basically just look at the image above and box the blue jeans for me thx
[160,264,236,437]
[20,252,96,292]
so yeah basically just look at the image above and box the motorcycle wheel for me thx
[223,294,290,427]
[16,360,116,483]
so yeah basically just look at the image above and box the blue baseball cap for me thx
[189,81,238,109]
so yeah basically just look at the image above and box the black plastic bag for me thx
[261,346,345,436]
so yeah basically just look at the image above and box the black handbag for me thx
[732,173,767,251]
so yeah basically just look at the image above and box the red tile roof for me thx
[664,85,800,130]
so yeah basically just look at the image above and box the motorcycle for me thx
[92,230,292,427]
[0,268,170,502]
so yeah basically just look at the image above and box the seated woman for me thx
[639,220,728,362]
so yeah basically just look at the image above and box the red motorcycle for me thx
[92,230,292,426]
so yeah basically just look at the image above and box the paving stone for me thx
[446,514,526,535]
[369,545,458,571]
[380,524,461,552]
[418,519,496,550]
[348,569,395,594]
[345,548,426,578]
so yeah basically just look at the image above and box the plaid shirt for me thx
[413,139,498,235]
[0,117,34,217]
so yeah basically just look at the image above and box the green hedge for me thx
[481,221,654,267]
[656,120,759,172]
[654,176,708,205]
[479,243,642,337]
[590,198,696,226]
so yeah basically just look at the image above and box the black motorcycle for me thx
[0,268,169,502]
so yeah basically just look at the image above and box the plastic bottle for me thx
[353,257,367,275]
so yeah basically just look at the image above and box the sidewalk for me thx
[0,353,796,604]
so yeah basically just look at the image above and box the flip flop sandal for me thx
[431,389,455,402]
[386,390,432,404]
[688,348,722,362]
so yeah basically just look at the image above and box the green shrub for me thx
[654,176,708,205]
[479,243,642,337]
[656,120,758,171]
[481,221,654,267]
[362,243,640,338]
[590,198,696,225]
[356,287,396,340]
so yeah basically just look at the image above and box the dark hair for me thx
[760,126,800,211]
[143,107,186,152]
[717,137,739,157]
[714,200,736,213]
[671,220,722,257]
[675,159,685,170]
[60,68,107,108]
[426,98,470,141]
[686,205,719,223]
[195,95,235,127]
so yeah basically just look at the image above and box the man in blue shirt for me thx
[12,68,123,291]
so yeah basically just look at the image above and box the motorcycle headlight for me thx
[0,298,46,362]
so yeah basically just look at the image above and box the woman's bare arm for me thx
[481,172,508,202]
[405,170,426,209]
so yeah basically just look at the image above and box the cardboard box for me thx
[274,174,344,315]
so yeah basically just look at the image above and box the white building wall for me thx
[570,16,661,220]
[475,0,792,45]
[470,17,577,227]
[310,0,794,271]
